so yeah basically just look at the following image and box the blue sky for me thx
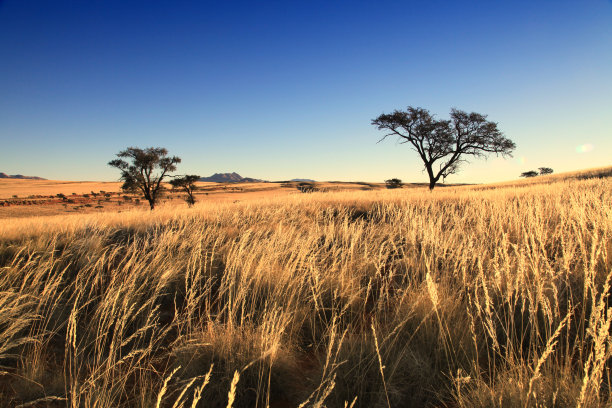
[0,0,610,182]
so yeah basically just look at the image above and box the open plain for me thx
[0,180,402,219]
[0,167,610,407]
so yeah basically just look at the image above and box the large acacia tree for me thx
[108,147,181,210]
[372,107,515,190]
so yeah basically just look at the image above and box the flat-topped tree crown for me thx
[539,167,554,175]
[108,146,181,210]
[372,107,515,190]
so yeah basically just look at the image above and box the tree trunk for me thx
[426,165,436,190]
[148,200,155,210]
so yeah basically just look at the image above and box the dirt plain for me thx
[0,179,392,219]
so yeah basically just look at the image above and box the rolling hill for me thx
[199,172,264,183]
[0,172,45,180]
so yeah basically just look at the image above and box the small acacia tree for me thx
[170,175,200,207]
[372,107,516,190]
[385,178,403,189]
[520,170,539,178]
[108,147,181,210]
[538,167,553,175]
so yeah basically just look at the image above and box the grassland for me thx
[0,168,610,407]
[0,180,392,219]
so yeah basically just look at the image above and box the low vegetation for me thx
[384,178,403,189]
[0,169,610,407]
[521,168,554,178]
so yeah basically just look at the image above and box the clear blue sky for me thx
[1,0,610,183]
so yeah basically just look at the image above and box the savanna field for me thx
[0,169,611,407]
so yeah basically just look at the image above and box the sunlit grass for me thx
[0,170,610,407]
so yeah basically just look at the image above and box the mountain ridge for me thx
[0,172,46,180]
[199,172,264,183]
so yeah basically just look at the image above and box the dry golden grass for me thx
[0,169,610,407]
[0,180,389,219]
[468,165,612,191]
[0,179,386,200]
[0,179,125,199]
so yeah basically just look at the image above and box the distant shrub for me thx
[539,167,554,175]
[521,168,553,178]
[520,171,539,178]
[385,178,403,189]
[297,182,318,193]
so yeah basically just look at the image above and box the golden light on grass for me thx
[0,167,610,407]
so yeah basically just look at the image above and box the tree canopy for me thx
[520,170,539,178]
[538,167,554,175]
[170,175,200,207]
[372,107,515,190]
[385,178,403,189]
[108,147,181,210]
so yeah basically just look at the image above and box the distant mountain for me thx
[199,172,264,183]
[290,178,316,182]
[0,172,46,180]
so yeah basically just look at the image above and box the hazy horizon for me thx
[1,1,611,183]
[1,165,611,185]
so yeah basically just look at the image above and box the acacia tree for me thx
[108,147,181,210]
[372,107,516,190]
[170,175,200,207]
[520,170,539,178]
[385,178,403,189]
[538,167,553,175]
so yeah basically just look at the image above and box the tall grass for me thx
[0,176,610,407]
